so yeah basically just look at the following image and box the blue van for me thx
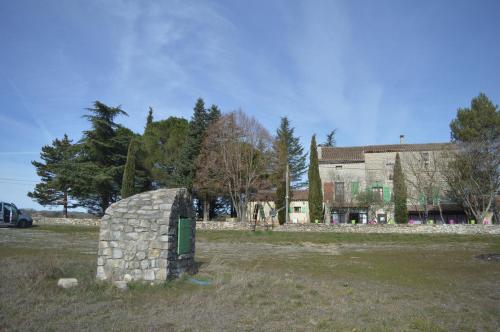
[0,202,33,227]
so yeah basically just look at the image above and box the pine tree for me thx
[179,98,208,190]
[28,134,77,217]
[393,152,408,223]
[197,103,221,220]
[324,129,337,147]
[275,139,288,224]
[73,101,133,215]
[274,117,307,224]
[142,116,189,187]
[121,138,139,198]
[206,104,221,125]
[308,135,323,222]
[450,93,500,142]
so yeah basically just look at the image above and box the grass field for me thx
[0,226,499,331]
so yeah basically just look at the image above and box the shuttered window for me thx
[351,181,359,195]
[383,186,391,202]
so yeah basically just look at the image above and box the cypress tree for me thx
[308,135,323,223]
[121,138,139,199]
[393,152,408,223]
[145,107,154,131]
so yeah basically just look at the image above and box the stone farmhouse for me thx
[318,137,467,224]
[250,136,495,225]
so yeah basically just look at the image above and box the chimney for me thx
[399,134,405,144]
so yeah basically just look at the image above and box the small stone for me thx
[112,248,123,259]
[57,278,78,289]
[140,260,149,269]
[114,281,128,290]
[125,232,138,240]
[96,266,106,280]
[144,270,155,281]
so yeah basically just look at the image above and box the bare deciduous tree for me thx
[403,150,449,224]
[195,110,273,223]
[442,140,500,224]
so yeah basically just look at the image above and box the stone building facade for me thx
[96,188,196,284]
[248,189,310,224]
[318,139,471,224]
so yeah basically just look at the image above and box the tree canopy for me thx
[28,134,78,217]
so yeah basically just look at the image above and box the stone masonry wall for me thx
[96,188,195,284]
[33,217,100,226]
[196,221,500,234]
[36,217,500,235]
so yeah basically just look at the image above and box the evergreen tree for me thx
[28,134,77,217]
[179,98,208,189]
[121,138,139,198]
[206,104,221,125]
[142,116,189,187]
[146,106,154,131]
[274,117,307,224]
[308,134,323,222]
[196,103,222,220]
[324,129,337,147]
[275,140,288,224]
[73,101,133,215]
[450,93,500,142]
[393,152,408,223]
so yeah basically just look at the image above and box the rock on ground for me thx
[57,278,78,289]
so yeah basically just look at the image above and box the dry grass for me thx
[0,226,499,331]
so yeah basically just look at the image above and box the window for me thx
[421,152,429,166]
[351,181,359,195]
[293,206,301,213]
[335,182,344,203]
[372,187,383,201]
[335,165,342,170]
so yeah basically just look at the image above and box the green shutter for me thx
[177,218,192,255]
[432,188,440,205]
[383,186,391,202]
[351,181,359,195]
[418,193,426,207]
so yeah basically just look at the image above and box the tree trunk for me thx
[203,196,209,222]
[63,191,68,218]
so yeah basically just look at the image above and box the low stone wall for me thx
[33,217,500,235]
[196,221,250,231]
[33,217,100,226]
[273,223,500,235]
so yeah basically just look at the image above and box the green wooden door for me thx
[177,218,192,255]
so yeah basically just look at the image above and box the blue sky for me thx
[1,0,499,209]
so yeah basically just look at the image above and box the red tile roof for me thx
[320,143,455,163]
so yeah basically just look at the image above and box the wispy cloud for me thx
[4,76,53,142]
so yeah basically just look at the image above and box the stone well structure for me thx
[96,188,196,284]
